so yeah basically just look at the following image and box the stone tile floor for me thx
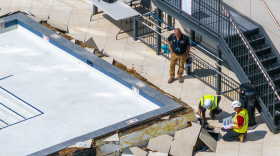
[0,0,279,155]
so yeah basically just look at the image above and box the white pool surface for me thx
[0,26,160,156]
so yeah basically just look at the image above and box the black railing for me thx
[220,2,279,125]
[161,0,280,129]
[136,14,169,53]
[191,53,239,100]
[134,14,240,101]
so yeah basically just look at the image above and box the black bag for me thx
[103,0,117,3]
[185,57,193,66]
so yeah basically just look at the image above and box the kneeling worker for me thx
[197,95,222,123]
[223,101,249,142]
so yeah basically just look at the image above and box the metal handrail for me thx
[161,0,219,34]
[135,17,239,84]
[146,12,224,62]
[261,0,280,31]
[137,15,238,78]
[221,4,280,101]
[191,52,239,86]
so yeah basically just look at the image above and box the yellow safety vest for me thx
[200,95,217,110]
[233,108,249,134]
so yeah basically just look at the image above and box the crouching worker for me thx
[197,95,222,124]
[223,101,249,142]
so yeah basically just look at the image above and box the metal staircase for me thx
[149,0,280,133]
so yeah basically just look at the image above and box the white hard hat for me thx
[204,99,212,109]
[232,101,241,109]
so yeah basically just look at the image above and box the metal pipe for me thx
[261,0,280,31]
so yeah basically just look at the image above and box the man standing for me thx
[223,101,249,142]
[167,28,190,83]
[197,95,222,123]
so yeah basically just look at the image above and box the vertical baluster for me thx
[199,0,201,22]
[273,92,275,123]
[218,0,221,34]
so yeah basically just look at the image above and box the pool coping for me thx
[0,13,187,156]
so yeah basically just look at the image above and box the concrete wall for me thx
[224,0,280,53]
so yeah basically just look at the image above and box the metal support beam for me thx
[133,17,138,41]
[167,15,172,31]
[216,48,222,95]
[156,8,162,55]
[190,29,195,46]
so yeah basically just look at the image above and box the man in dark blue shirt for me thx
[167,28,190,83]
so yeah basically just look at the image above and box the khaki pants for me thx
[170,53,186,78]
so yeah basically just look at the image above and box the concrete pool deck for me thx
[0,14,188,156]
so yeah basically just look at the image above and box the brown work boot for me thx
[178,77,184,83]
[168,77,174,83]
[238,134,244,142]
[244,132,247,139]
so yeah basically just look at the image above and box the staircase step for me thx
[264,63,280,72]
[246,34,265,46]
[229,35,265,49]
[246,34,263,42]
[252,43,271,54]
[258,53,277,62]
[0,103,24,125]
[271,73,280,81]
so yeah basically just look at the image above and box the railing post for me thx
[273,92,275,124]
[156,8,162,55]
[198,0,201,22]
[93,5,98,14]
[133,17,138,41]
[218,0,221,34]
[216,48,222,95]
[228,14,231,44]
[190,29,195,46]
[179,0,181,9]
[167,15,172,31]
